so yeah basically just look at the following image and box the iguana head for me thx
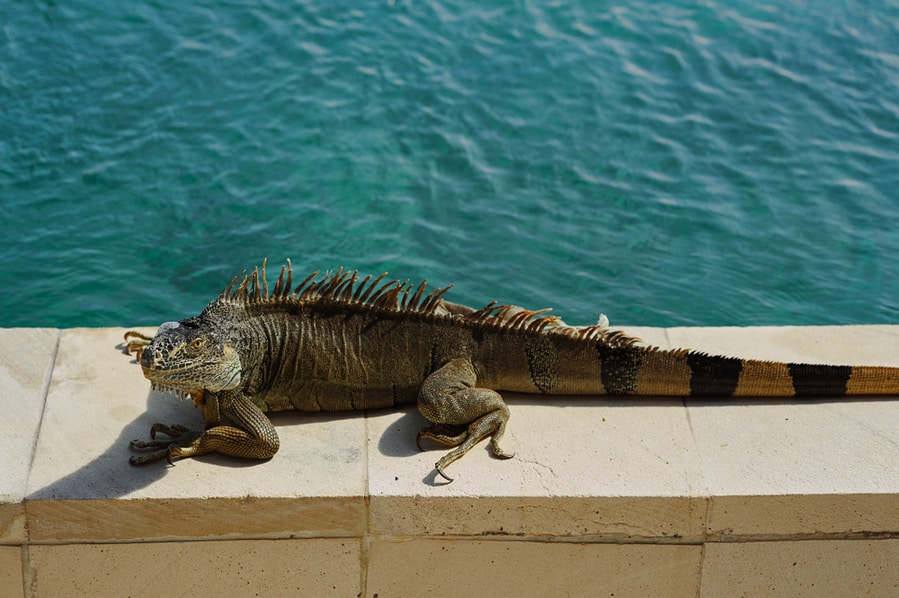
[139,316,242,393]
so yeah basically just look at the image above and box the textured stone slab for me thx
[0,546,24,598]
[367,398,707,539]
[367,539,701,597]
[700,539,899,596]
[707,494,899,540]
[25,496,366,544]
[16,324,899,546]
[370,493,705,541]
[670,326,899,536]
[29,539,361,597]
[0,328,58,544]
[26,328,366,542]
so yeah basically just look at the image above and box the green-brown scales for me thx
[125,260,899,481]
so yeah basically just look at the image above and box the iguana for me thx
[125,260,899,481]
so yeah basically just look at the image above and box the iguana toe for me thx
[129,449,172,465]
[489,439,515,460]
[123,330,154,361]
[416,425,469,450]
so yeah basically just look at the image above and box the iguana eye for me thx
[191,338,204,351]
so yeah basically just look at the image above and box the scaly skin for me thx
[125,260,899,481]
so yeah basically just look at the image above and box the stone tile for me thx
[0,504,26,547]
[707,494,899,540]
[370,493,706,542]
[0,328,58,544]
[0,546,24,598]
[367,396,707,539]
[367,539,701,597]
[26,328,366,542]
[29,538,361,597]
[690,394,899,535]
[25,496,366,544]
[701,539,899,597]
[669,326,899,536]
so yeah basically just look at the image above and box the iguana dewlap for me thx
[125,260,899,481]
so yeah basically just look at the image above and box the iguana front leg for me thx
[417,358,514,482]
[130,391,280,465]
[123,330,154,361]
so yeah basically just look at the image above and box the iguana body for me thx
[126,260,899,480]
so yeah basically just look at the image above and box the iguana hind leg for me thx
[417,358,514,482]
[130,392,280,465]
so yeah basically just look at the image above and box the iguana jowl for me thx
[126,260,899,481]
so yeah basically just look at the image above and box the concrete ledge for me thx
[2,325,898,596]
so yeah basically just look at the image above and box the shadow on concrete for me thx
[27,339,355,501]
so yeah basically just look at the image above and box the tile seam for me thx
[22,329,62,510]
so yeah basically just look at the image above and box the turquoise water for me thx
[2,1,898,328]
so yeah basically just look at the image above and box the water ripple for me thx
[2,0,898,326]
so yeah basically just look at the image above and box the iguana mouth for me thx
[137,325,242,392]
[141,363,241,393]
[149,383,191,400]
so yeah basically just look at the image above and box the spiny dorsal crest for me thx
[218,259,454,315]
[463,301,640,348]
[217,259,639,348]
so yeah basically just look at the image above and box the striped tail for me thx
[597,346,899,397]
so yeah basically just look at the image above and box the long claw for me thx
[417,425,469,450]
[490,440,515,460]
[435,462,454,483]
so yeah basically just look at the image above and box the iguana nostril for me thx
[141,348,161,369]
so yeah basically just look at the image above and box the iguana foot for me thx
[418,358,516,482]
[430,411,516,481]
[130,423,202,465]
[123,330,154,361]
[130,394,279,465]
